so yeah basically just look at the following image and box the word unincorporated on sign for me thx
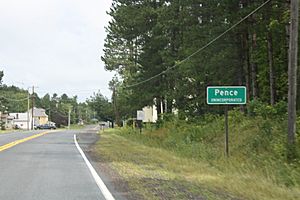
[207,86,247,105]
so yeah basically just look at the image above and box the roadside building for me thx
[10,107,48,130]
[6,115,14,129]
[142,105,158,123]
[10,113,29,129]
[29,107,48,126]
[141,102,178,123]
[0,112,14,129]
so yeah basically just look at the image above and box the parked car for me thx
[14,124,20,129]
[36,124,56,130]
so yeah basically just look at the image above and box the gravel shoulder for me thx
[77,126,138,200]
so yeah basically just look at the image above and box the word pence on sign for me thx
[207,86,247,105]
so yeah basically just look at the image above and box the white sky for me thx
[0,0,114,102]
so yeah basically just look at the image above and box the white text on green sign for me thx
[207,86,247,105]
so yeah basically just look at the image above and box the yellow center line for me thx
[0,131,53,152]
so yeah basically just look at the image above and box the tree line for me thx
[102,1,299,119]
[102,0,298,158]
[0,71,113,127]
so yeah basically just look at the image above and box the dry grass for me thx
[0,130,14,134]
[93,129,300,200]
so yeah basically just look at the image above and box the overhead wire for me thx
[124,0,271,88]
[0,96,28,102]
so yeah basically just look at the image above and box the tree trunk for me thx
[243,32,252,102]
[156,97,162,119]
[162,96,166,114]
[286,0,291,52]
[112,87,120,126]
[251,32,259,99]
[238,34,245,86]
[287,0,298,159]
[298,63,300,111]
[238,34,246,112]
[265,1,276,105]
[267,31,276,105]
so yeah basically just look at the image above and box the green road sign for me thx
[207,86,247,105]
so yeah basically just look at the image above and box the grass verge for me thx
[0,130,14,134]
[92,128,300,200]
[66,124,85,130]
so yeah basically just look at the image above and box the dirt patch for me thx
[77,131,99,148]
[140,177,207,200]
[93,152,143,199]
[136,177,243,200]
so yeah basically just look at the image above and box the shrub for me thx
[0,121,5,130]
[247,99,287,120]
[229,108,246,123]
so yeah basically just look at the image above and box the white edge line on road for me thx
[74,134,115,200]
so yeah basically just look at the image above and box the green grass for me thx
[0,129,15,134]
[92,111,300,200]
[65,124,85,130]
[94,131,239,200]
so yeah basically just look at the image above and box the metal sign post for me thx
[137,110,145,133]
[207,86,247,157]
[225,106,229,156]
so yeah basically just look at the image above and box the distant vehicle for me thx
[14,124,20,129]
[35,124,56,130]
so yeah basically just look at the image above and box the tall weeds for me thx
[118,101,300,187]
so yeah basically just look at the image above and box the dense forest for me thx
[102,0,299,121]
[100,1,300,193]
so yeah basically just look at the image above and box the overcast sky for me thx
[0,0,114,102]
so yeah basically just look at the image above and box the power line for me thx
[124,0,271,88]
[0,96,28,102]
[34,89,111,97]
[35,88,110,93]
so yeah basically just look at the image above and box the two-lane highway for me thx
[0,130,47,146]
[0,127,113,200]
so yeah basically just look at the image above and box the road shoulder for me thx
[88,129,245,200]
[77,128,137,200]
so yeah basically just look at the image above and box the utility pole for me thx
[225,106,229,157]
[68,107,71,129]
[287,0,298,159]
[113,87,120,127]
[49,108,51,122]
[31,86,35,130]
[27,89,30,130]
[85,110,88,123]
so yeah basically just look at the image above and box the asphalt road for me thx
[0,126,111,200]
[0,130,46,146]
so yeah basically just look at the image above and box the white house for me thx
[10,107,48,130]
[10,112,30,129]
[142,105,158,123]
